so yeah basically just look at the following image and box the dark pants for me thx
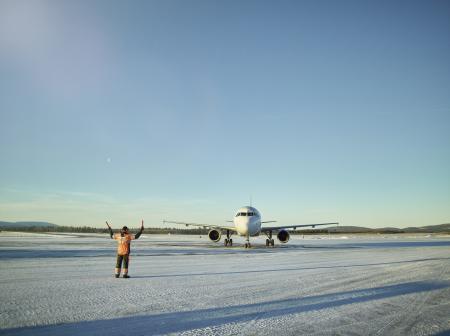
[115,254,129,274]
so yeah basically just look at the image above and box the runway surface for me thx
[1,232,449,335]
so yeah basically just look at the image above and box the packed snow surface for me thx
[0,232,449,335]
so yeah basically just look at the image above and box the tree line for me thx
[0,226,208,234]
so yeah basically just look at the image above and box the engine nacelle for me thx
[277,230,290,243]
[208,229,222,242]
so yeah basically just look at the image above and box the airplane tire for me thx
[266,239,270,246]
[224,239,228,246]
[229,239,233,246]
[270,239,275,246]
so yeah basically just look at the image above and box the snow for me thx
[0,232,449,335]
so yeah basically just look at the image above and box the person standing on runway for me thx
[106,220,144,278]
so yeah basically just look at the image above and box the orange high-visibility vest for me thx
[114,233,136,255]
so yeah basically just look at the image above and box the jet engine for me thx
[277,230,290,243]
[208,229,222,242]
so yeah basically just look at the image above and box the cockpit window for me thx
[237,212,256,217]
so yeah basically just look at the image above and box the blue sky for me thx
[0,0,449,228]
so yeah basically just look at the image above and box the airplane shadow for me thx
[2,280,449,336]
[432,330,450,336]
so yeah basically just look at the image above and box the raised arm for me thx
[135,220,144,239]
[106,221,114,239]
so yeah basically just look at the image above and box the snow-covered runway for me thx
[1,233,449,335]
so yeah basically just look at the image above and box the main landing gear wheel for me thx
[224,230,233,247]
[265,231,275,247]
[244,242,251,248]
[224,238,233,247]
[266,239,275,247]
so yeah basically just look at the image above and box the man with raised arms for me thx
[106,220,144,278]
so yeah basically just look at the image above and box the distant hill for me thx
[325,223,450,234]
[326,226,373,233]
[0,221,59,228]
[403,223,450,233]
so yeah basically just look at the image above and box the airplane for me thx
[163,206,338,248]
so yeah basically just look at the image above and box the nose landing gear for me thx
[244,234,251,248]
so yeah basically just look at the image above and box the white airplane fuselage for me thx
[233,206,262,237]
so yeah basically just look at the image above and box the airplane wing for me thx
[163,220,237,232]
[261,222,339,232]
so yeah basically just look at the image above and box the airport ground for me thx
[0,232,449,335]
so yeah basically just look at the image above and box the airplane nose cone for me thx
[235,218,249,235]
